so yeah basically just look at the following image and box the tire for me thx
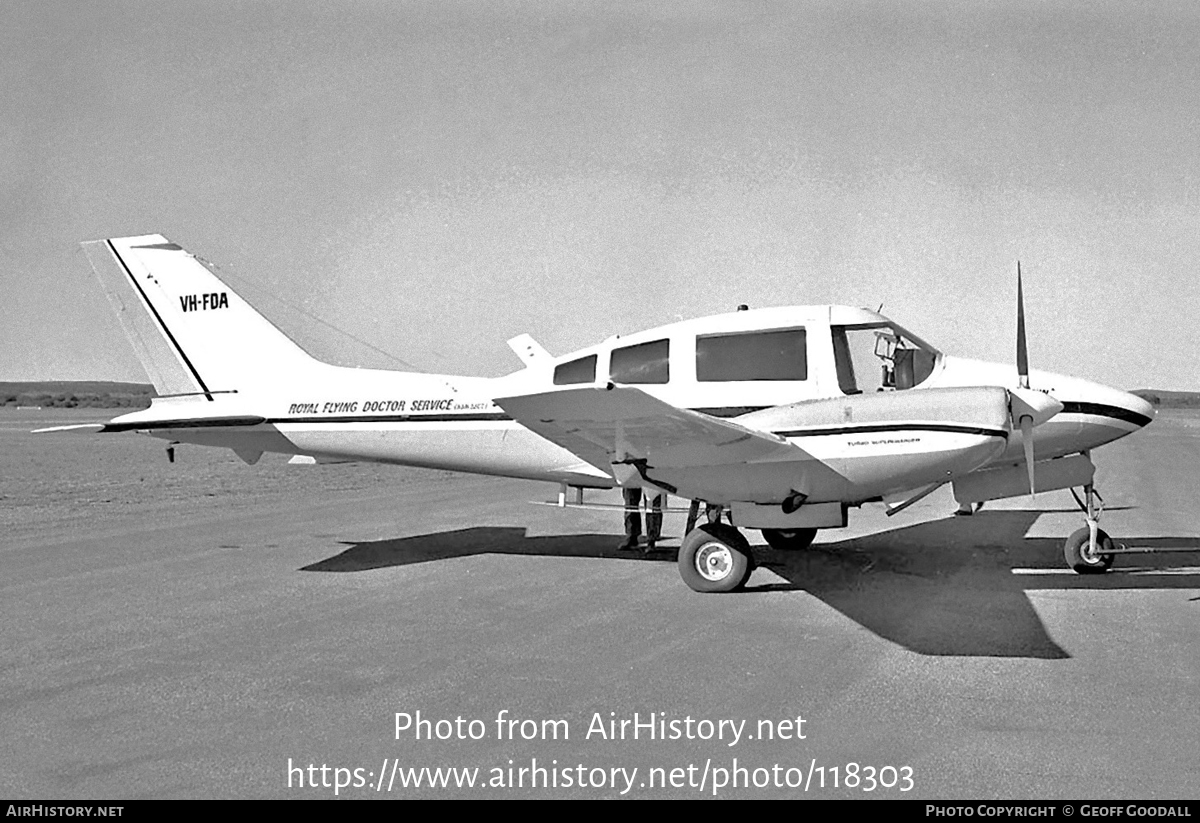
[761,527,818,551]
[1063,527,1115,574]
[678,523,753,593]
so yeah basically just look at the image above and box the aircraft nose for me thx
[1068,383,1156,430]
[1118,390,1156,428]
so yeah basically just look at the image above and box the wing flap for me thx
[494,386,801,473]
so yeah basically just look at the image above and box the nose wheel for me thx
[1063,525,1115,573]
[1064,482,1115,573]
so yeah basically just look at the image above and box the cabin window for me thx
[553,354,598,385]
[832,324,938,393]
[610,339,670,384]
[695,329,807,382]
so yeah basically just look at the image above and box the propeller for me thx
[1009,262,1062,494]
[1016,262,1028,389]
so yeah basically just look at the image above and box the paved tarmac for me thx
[1,409,1197,798]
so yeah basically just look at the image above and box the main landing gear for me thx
[677,499,823,591]
[1063,482,1115,574]
[677,523,755,593]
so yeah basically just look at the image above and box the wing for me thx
[494,386,802,477]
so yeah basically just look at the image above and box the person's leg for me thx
[685,499,700,535]
[645,492,664,549]
[619,486,642,550]
[705,502,723,524]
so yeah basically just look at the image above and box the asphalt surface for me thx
[2,408,1198,799]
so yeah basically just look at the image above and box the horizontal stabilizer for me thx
[31,423,106,434]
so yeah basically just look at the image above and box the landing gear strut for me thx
[1063,482,1115,574]
[677,523,754,593]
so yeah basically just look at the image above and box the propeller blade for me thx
[1016,262,1029,389]
[1014,262,1037,493]
[1021,414,1035,494]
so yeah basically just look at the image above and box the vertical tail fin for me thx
[83,235,319,399]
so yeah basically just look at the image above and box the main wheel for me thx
[761,527,818,551]
[1063,527,1115,574]
[678,523,753,593]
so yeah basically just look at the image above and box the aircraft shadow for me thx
[749,512,1200,659]
[303,512,1200,659]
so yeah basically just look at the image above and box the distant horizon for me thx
[5,2,1199,390]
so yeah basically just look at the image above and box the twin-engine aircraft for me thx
[59,235,1154,592]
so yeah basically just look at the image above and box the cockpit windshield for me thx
[831,323,940,395]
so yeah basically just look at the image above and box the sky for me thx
[2,0,1199,389]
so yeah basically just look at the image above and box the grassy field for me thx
[0,406,462,546]
[1132,388,1200,408]
[0,381,154,409]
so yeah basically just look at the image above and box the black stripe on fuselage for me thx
[772,423,1009,439]
[272,413,512,425]
[708,402,1151,430]
[102,401,1150,435]
[1059,401,1152,428]
[106,239,214,401]
[101,413,1007,440]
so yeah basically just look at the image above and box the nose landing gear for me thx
[1063,482,1115,573]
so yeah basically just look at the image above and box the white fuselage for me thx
[110,305,1154,507]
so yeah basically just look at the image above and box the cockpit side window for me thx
[831,324,939,393]
[553,354,597,385]
[696,329,807,382]
[611,339,670,384]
